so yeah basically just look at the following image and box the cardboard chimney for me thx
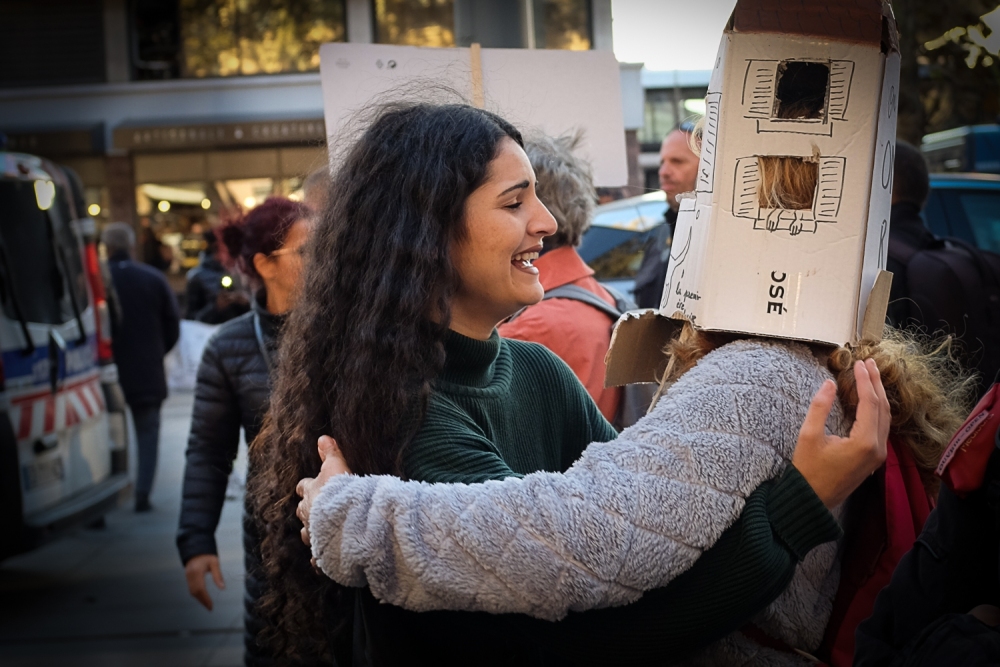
[606,0,900,387]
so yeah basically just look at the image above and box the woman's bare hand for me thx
[296,436,352,549]
[792,359,890,509]
[185,553,225,611]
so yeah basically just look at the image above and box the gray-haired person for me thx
[103,222,180,512]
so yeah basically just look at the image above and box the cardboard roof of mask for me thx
[605,0,900,387]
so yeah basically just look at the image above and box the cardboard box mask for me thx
[607,0,900,387]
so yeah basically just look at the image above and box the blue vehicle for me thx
[0,152,133,560]
[922,125,1000,175]
[582,174,1000,297]
[924,172,1000,254]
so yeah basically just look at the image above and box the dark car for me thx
[577,191,668,298]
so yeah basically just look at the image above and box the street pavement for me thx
[0,391,249,667]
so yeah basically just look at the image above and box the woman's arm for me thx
[309,342,867,621]
[176,337,243,564]
[535,466,841,664]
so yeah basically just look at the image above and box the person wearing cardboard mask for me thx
[632,121,700,309]
[298,325,968,666]
[293,3,978,665]
[176,197,311,666]
[248,101,892,666]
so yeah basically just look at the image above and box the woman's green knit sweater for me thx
[401,329,617,483]
[352,331,841,666]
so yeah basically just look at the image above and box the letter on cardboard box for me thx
[606,0,901,387]
[318,43,628,187]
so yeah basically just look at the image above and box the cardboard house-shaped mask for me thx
[606,0,901,387]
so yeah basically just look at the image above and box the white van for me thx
[0,151,133,560]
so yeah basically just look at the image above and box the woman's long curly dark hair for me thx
[248,102,523,662]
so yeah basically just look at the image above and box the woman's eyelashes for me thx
[503,183,536,210]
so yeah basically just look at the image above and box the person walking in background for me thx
[633,121,700,308]
[176,197,311,666]
[887,141,1000,392]
[498,132,623,423]
[102,222,180,513]
[185,229,250,324]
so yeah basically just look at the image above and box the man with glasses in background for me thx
[633,121,700,308]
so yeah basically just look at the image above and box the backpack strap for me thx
[597,284,638,313]
[887,235,922,265]
[887,234,948,327]
[542,284,623,321]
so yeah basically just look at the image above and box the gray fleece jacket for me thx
[309,339,849,660]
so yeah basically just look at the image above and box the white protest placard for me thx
[319,42,628,186]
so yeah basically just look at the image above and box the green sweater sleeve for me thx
[529,465,842,664]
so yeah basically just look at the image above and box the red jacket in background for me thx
[499,245,622,422]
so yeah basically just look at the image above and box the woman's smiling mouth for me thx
[512,250,541,274]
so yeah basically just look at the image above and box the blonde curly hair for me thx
[653,323,977,495]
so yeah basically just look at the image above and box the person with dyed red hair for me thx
[176,196,313,666]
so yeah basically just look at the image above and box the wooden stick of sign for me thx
[470,43,484,109]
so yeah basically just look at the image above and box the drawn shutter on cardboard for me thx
[815,157,847,221]
[827,61,854,121]
[698,93,722,192]
[733,157,762,218]
[743,61,779,118]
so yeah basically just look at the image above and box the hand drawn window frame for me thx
[732,155,847,235]
[741,58,855,136]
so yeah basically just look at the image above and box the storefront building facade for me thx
[1,0,614,275]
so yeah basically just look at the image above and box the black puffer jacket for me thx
[177,292,283,666]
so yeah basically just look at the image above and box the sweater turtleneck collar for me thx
[252,289,287,343]
[439,329,502,389]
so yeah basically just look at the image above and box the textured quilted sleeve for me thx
[310,341,845,621]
